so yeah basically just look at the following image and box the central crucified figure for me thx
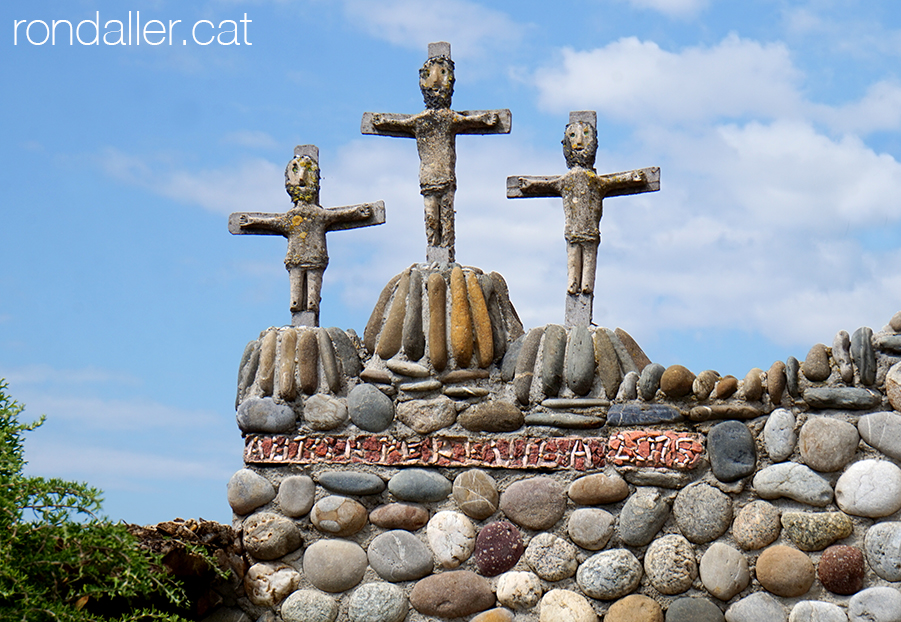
[362,42,511,263]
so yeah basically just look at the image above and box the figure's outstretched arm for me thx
[228,212,288,236]
[361,112,418,137]
[454,109,512,135]
[505,174,564,198]
[597,166,660,198]
[325,200,387,232]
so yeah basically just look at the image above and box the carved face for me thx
[562,121,598,169]
[420,57,454,109]
[285,155,320,204]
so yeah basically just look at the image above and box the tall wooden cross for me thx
[228,145,386,327]
[361,41,511,264]
[506,111,660,327]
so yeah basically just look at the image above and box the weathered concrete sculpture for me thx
[229,145,385,327]
[507,111,660,326]
[362,42,511,264]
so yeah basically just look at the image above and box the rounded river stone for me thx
[802,343,831,381]
[567,472,629,505]
[347,383,394,432]
[409,570,495,619]
[524,532,578,581]
[864,521,901,581]
[725,592,786,622]
[732,500,781,550]
[458,400,524,432]
[666,597,725,622]
[606,595,663,622]
[674,483,732,544]
[310,495,368,537]
[396,396,456,434]
[617,487,670,546]
[243,512,303,560]
[237,397,295,433]
[453,469,499,520]
[799,416,859,472]
[859,411,901,461]
[388,468,452,502]
[367,530,433,582]
[639,363,666,400]
[369,502,429,531]
[302,539,368,592]
[568,508,614,550]
[566,325,596,396]
[471,608,515,622]
[244,562,301,607]
[661,364,696,398]
[318,471,385,496]
[763,408,796,462]
[576,548,642,600]
[347,582,408,622]
[699,542,749,601]
[781,511,853,551]
[280,589,338,622]
[789,602,846,622]
[836,459,901,517]
[644,534,697,595]
[708,420,757,482]
[474,521,524,576]
[302,394,348,431]
[500,477,566,530]
[819,544,865,594]
[755,545,815,598]
[848,586,901,622]
[276,475,315,518]
[888,362,901,412]
[753,462,833,506]
[427,510,475,569]
[496,571,542,611]
[227,469,276,515]
[539,589,597,622]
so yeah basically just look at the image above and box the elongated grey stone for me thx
[389,469,452,502]
[833,329,853,384]
[753,462,833,506]
[593,328,622,399]
[237,397,295,433]
[403,268,425,361]
[237,339,261,408]
[514,327,543,405]
[803,387,881,409]
[257,328,277,396]
[500,335,524,382]
[606,327,639,376]
[364,272,402,353]
[490,271,524,341]
[851,326,876,385]
[541,324,567,397]
[786,356,800,398]
[639,363,665,401]
[326,327,362,378]
[524,413,605,428]
[618,488,670,546]
[618,371,639,400]
[541,398,609,409]
[480,273,507,362]
[565,326,595,396]
[318,471,386,495]
[318,328,340,394]
[875,334,901,353]
[399,379,442,392]
[386,360,430,377]
[607,403,681,425]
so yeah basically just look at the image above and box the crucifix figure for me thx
[228,145,386,327]
[507,111,660,326]
[361,41,511,264]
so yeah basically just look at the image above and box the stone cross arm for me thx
[361,109,512,138]
[506,166,660,199]
[227,201,386,236]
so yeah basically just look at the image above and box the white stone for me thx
[539,589,597,622]
[726,592,787,622]
[859,411,901,461]
[426,510,475,569]
[836,459,901,517]
[244,562,301,607]
[864,521,901,581]
[753,462,833,506]
[302,394,348,431]
[789,601,847,622]
[567,508,614,550]
[576,549,642,600]
[699,542,749,601]
[764,408,797,462]
[496,571,543,611]
[887,362,901,411]
[848,587,901,622]
[643,534,697,595]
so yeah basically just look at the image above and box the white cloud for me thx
[221,130,280,150]
[624,0,710,18]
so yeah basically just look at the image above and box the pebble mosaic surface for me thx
[227,295,901,621]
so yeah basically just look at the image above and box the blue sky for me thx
[2,0,900,525]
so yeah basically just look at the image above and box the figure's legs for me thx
[306,269,324,313]
[439,188,456,260]
[566,243,582,295]
[423,193,441,248]
[289,268,307,313]
[581,241,599,294]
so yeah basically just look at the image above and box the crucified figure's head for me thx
[562,121,598,169]
[420,56,455,109]
[285,154,320,204]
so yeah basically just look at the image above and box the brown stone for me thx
[755,545,814,597]
[310,496,368,537]
[364,272,401,352]
[428,272,448,371]
[297,329,319,395]
[732,500,781,550]
[713,375,738,399]
[818,544,865,594]
[767,360,786,403]
[369,502,429,531]
[500,477,566,530]
[409,570,495,618]
[243,512,303,561]
[471,609,514,622]
[802,343,831,381]
[453,470,499,520]
[467,272,493,367]
[891,311,901,332]
[660,365,695,398]
[377,269,409,360]
[593,328,623,400]
[450,266,473,368]
[458,401,524,433]
[799,416,859,472]
[257,328,277,395]
[360,368,392,384]
[741,368,764,401]
[277,329,298,401]
[441,369,490,383]
[604,594,663,622]
[614,327,651,372]
[567,473,629,505]
[692,369,719,400]
[474,521,523,576]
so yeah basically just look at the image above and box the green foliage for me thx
[0,380,192,622]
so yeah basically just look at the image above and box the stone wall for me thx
[226,284,901,622]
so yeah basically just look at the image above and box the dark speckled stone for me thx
[708,420,757,482]
[474,521,523,576]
